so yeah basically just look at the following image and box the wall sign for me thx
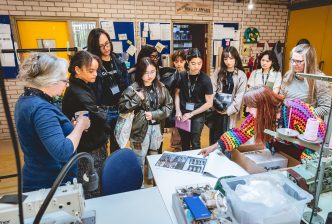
[175,2,213,15]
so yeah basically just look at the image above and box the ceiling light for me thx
[248,0,254,10]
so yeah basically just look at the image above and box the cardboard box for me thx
[243,149,288,171]
[231,143,300,174]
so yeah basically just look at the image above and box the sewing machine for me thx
[0,179,95,224]
[287,156,332,194]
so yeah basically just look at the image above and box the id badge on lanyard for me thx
[185,102,195,111]
[186,74,198,111]
[110,85,120,95]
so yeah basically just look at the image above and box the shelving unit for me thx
[173,24,192,51]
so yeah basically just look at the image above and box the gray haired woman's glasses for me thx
[60,79,69,86]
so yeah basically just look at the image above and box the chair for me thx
[101,148,143,195]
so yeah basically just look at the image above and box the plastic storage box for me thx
[243,149,288,171]
[220,173,313,224]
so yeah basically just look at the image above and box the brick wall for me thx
[0,0,289,139]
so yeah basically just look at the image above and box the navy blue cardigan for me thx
[15,90,76,192]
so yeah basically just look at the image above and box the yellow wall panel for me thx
[284,6,329,73]
[17,21,70,60]
[320,6,332,76]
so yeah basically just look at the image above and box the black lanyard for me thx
[187,74,199,102]
[262,71,270,85]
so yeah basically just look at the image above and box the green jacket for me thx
[118,82,173,143]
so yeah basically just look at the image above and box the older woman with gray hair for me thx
[14,53,90,192]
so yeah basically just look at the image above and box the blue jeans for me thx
[106,109,120,153]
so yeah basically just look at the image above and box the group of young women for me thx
[14,27,330,197]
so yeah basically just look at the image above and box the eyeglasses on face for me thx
[150,54,159,60]
[99,41,111,50]
[60,79,69,86]
[290,58,304,65]
[144,70,156,76]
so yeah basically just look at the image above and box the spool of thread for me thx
[303,118,320,141]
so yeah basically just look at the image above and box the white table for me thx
[86,187,172,224]
[303,191,332,223]
[147,150,249,223]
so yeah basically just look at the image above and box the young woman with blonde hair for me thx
[280,44,331,118]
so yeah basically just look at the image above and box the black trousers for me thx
[178,115,205,150]
[209,114,230,145]
[105,109,120,153]
[78,144,108,199]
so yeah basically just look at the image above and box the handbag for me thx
[159,67,180,92]
[114,111,135,148]
[213,93,232,112]
[114,86,137,148]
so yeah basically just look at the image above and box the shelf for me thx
[264,129,321,151]
[173,39,192,42]
[297,73,332,82]
[173,47,191,49]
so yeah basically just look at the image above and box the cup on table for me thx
[74,110,89,120]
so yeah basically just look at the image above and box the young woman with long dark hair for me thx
[87,28,129,153]
[62,51,110,198]
[247,50,282,93]
[200,86,326,161]
[209,46,247,144]
[118,57,173,183]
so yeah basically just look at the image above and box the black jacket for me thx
[62,76,110,152]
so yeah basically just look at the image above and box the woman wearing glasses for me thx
[87,28,129,153]
[118,57,172,184]
[15,53,90,192]
[175,48,213,150]
[128,45,161,83]
[62,51,110,198]
[280,44,331,118]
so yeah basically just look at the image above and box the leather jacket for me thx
[118,82,173,143]
[62,76,110,152]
